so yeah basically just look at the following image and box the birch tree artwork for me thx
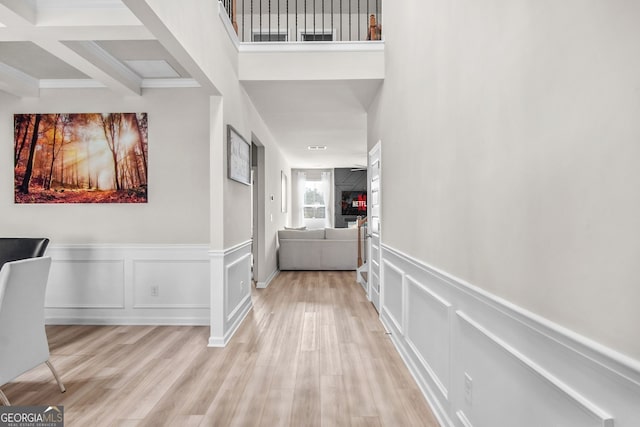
[14,113,148,204]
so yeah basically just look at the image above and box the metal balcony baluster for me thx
[223,0,382,43]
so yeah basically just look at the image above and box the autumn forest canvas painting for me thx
[14,113,148,204]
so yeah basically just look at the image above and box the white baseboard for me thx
[46,316,209,326]
[256,268,279,289]
[380,243,640,427]
[208,297,252,347]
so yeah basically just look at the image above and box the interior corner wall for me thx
[369,0,640,361]
[1,88,210,244]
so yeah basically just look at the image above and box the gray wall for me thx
[334,167,366,228]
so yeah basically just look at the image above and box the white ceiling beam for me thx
[0,25,153,42]
[0,0,36,26]
[0,61,39,97]
[36,0,140,28]
[34,39,141,96]
[122,0,219,95]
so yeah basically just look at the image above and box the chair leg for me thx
[45,360,66,393]
[0,390,10,406]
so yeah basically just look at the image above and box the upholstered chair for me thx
[0,257,65,406]
[0,238,50,269]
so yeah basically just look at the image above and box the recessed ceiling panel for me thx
[97,40,190,78]
[124,60,179,78]
[37,0,124,7]
[0,41,88,79]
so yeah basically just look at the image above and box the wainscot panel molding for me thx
[381,258,404,334]
[405,274,452,401]
[45,244,210,325]
[208,240,253,347]
[380,243,640,427]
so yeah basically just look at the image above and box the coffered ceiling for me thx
[0,0,378,168]
[0,0,198,97]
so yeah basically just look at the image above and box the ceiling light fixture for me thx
[307,145,327,151]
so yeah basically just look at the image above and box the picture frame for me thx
[227,125,251,185]
[14,112,148,204]
[281,171,288,213]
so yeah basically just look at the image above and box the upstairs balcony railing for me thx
[220,0,382,43]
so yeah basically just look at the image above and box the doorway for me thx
[251,141,266,287]
[368,141,381,312]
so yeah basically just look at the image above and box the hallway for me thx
[4,271,439,426]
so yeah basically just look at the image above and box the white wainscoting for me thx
[45,244,210,325]
[208,240,253,347]
[380,244,640,427]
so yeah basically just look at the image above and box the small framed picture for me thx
[227,125,251,185]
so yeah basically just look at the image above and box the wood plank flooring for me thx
[2,271,440,427]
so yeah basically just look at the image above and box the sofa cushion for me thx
[278,229,325,240]
[325,227,357,240]
[278,239,357,270]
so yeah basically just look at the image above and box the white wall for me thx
[368,3,640,424]
[368,0,640,362]
[144,0,290,252]
[1,88,210,244]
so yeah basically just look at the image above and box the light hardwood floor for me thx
[3,271,440,427]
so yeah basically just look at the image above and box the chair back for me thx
[0,257,52,386]
[0,238,49,269]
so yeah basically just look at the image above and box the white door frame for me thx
[251,142,266,287]
[368,141,382,312]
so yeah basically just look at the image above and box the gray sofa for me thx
[278,228,358,270]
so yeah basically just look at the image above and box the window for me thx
[303,181,326,219]
[252,31,288,42]
[299,30,334,42]
[301,33,333,42]
[292,169,334,229]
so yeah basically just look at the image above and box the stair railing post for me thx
[232,0,239,34]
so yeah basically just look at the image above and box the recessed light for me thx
[307,145,327,151]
